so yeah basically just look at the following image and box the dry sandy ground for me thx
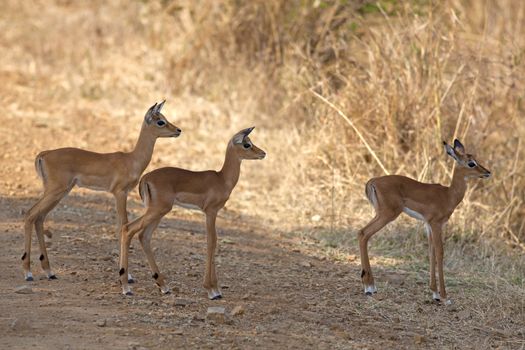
[2,194,522,350]
[0,112,523,350]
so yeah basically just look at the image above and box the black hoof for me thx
[433,298,441,302]
[125,291,133,296]
[25,276,34,282]
[128,278,135,284]
[365,291,373,296]
[162,290,171,295]
[48,275,57,280]
[211,294,222,300]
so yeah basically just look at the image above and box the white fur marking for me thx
[367,184,378,209]
[122,285,132,295]
[424,223,432,237]
[75,178,107,192]
[207,289,222,300]
[433,291,440,300]
[364,285,377,294]
[25,272,33,279]
[173,199,201,211]
[402,207,425,221]
[128,273,133,281]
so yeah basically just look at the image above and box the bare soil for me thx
[0,197,514,350]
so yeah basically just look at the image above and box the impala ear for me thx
[443,141,460,161]
[156,100,166,113]
[232,126,255,144]
[145,103,157,124]
[453,139,465,154]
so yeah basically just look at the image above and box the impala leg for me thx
[35,216,56,279]
[22,197,43,281]
[138,218,170,294]
[204,210,221,300]
[118,221,136,296]
[114,191,133,283]
[431,223,448,303]
[425,224,438,301]
[23,187,68,280]
[358,211,400,295]
[114,191,129,235]
[119,209,168,295]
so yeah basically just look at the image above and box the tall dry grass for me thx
[0,0,524,266]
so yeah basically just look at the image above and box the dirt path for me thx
[0,190,522,349]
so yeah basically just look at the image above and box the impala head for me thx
[443,139,491,179]
[231,127,266,160]
[144,100,182,138]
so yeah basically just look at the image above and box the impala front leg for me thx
[114,191,129,235]
[204,210,221,300]
[118,224,134,296]
[114,191,134,283]
[431,223,449,304]
[426,224,438,301]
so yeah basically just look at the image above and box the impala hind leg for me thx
[204,210,221,300]
[23,187,69,280]
[119,208,169,296]
[358,210,401,295]
[138,218,171,294]
[119,219,141,296]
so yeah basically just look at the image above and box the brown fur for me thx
[118,127,266,298]
[358,140,491,301]
[22,102,181,280]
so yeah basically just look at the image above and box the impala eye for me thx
[243,143,251,149]
[467,161,477,168]
[156,120,166,127]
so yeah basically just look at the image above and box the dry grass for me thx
[0,0,523,306]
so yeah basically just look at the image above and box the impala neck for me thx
[130,123,157,172]
[219,143,241,192]
[448,165,468,208]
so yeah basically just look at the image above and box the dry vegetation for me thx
[1,0,524,348]
[3,0,523,272]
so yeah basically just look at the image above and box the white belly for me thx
[403,207,425,221]
[403,207,432,237]
[75,176,109,192]
[173,192,203,211]
[173,199,201,211]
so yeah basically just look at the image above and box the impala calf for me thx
[358,139,490,303]
[118,127,266,299]
[22,101,181,282]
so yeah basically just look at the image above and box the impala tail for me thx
[138,176,151,208]
[365,179,378,210]
[34,151,49,183]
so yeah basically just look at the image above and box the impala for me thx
[358,139,490,303]
[118,127,266,299]
[22,101,181,282]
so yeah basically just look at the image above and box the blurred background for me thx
[0,0,523,269]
